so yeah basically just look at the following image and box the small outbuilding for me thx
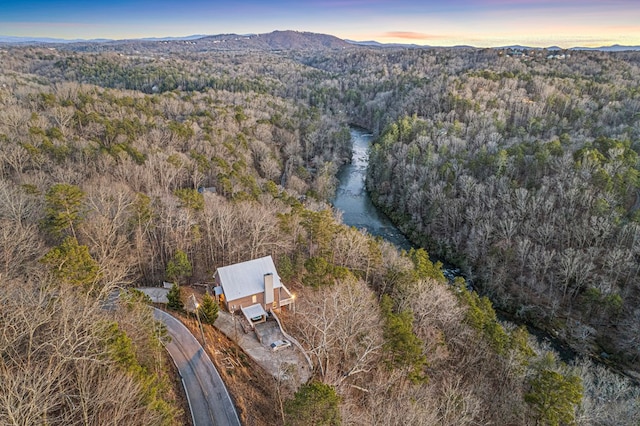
[135,287,170,304]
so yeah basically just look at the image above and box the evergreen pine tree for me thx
[198,293,219,325]
[166,283,184,312]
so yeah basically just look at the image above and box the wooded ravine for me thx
[0,33,639,425]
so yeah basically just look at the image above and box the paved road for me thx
[154,308,241,426]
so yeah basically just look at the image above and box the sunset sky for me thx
[2,0,639,48]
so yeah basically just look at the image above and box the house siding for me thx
[222,289,282,313]
[226,294,262,312]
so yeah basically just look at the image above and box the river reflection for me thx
[333,127,414,250]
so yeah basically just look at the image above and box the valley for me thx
[1,32,639,424]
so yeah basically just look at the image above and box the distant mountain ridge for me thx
[0,35,112,44]
[498,44,640,52]
[348,40,640,52]
[0,31,352,51]
[197,31,351,50]
[139,34,208,42]
[573,44,640,52]
[1,32,639,52]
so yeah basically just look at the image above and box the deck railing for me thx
[279,284,295,307]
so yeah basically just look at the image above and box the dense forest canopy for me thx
[1,37,639,424]
[364,48,640,372]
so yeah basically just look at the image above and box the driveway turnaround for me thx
[154,308,241,426]
[214,311,312,387]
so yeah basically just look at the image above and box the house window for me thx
[252,295,257,304]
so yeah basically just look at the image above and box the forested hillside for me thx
[365,49,640,374]
[1,38,639,424]
[0,43,353,424]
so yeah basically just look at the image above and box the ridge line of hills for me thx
[1,30,639,52]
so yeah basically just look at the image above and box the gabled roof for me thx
[215,255,281,302]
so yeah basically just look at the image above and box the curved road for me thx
[153,308,241,426]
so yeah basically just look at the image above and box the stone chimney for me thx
[264,273,274,307]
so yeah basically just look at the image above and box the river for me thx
[333,126,580,363]
[333,127,460,280]
[333,127,414,250]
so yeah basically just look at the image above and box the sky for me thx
[1,0,640,48]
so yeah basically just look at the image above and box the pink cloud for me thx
[383,31,446,40]
[606,25,640,32]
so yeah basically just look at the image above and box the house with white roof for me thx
[213,255,295,326]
